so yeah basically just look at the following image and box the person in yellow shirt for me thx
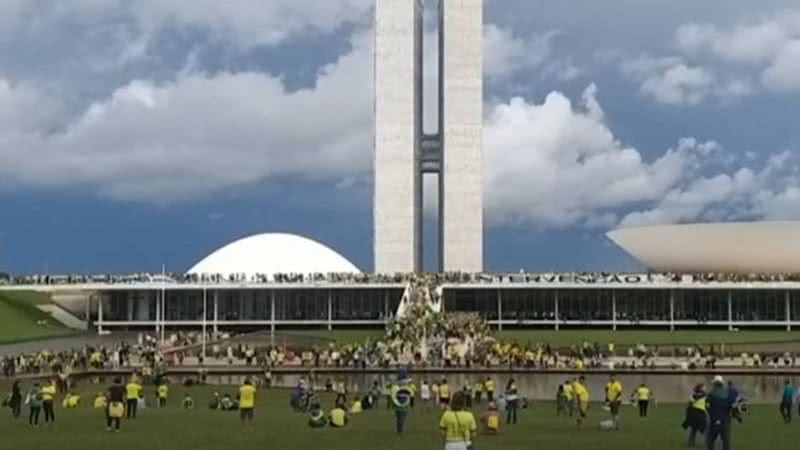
[62,392,80,408]
[573,376,590,428]
[605,375,623,430]
[41,379,57,424]
[438,379,451,408]
[126,378,143,418]
[633,383,653,419]
[157,382,169,408]
[93,392,108,409]
[485,377,496,403]
[562,379,575,417]
[238,378,257,426]
[329,400,349,428]
[439,392,477,450]
[473,380,484,404]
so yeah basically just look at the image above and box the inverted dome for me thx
[608,221,800,273]
[189,233,360,279]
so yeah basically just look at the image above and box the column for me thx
[497,289,503,331]
[786,290,791,332]
[270,289,276,341]
[202,288,207,360]
[212,290,219,335]
[154,290,160,333]
[669,290,675,332]
[127,293,134,322]
[97,294,104,335]
[384,290,390,323]
[611,290,617,331]
[554,290,560,331]
[727,290,733,331]
[327,289,333,331]
[160,288,166,343]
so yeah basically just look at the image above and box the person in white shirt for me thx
[420,380,431,412]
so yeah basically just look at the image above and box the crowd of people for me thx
[5,270,800,286]
[4,363,766,450]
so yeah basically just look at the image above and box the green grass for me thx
[0,291,74,344]
[2,384,795,450]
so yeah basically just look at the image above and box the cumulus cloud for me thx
[620,151,800,227]
[484,84,722,227]
[0,10,797,233]
[673,10,800,93]
[761,41,800,92]
[0,0,372,49]
[620,55,752,105]
[483,26,559,82]
[0,32,373,201]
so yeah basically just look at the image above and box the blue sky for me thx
[1,0,799,273]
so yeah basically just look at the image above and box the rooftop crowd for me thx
[3,270,800,286]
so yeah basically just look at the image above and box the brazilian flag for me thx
[392,384,413,410]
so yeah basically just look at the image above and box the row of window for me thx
[100,288,800,322]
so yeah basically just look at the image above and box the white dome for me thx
[188,233,360,279]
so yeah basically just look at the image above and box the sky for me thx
[1,0,799,273]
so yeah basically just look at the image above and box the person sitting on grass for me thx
[330,400,349,428]
[350,397,363,414]
[220,393,237,411]
[480,401,501,435]
[182,393,195,409]
[308,402,327,428]
[93,392,108,409]
[62,392,81,409]
[209,392,221,410]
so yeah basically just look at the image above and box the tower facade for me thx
[374,0,424,273]
[374,0,483,274]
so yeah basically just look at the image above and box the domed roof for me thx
[188,233,360,279]
[608,221,800,273]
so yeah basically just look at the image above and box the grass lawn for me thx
[1,384,794,450]
[0,291,74,344]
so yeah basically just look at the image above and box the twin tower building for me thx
[374,0,484,273]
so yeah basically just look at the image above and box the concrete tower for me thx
[374,0,424,273]
[374,0,483,273]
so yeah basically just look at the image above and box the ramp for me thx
[36,304,88,330]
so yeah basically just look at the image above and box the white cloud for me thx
[483,85,718,227]
[675,20,790,65]
[620,154,800,228]
[0,32,373,201]
[541,58,582,81]
[621,55,753,105]
[0,15,797,232]
[761,40,800,92]
[639,63,715,105]
[0,0,372,50]
[483,26,559,82]
[673,11,800,93]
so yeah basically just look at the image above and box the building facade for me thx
[374,0,483,273]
